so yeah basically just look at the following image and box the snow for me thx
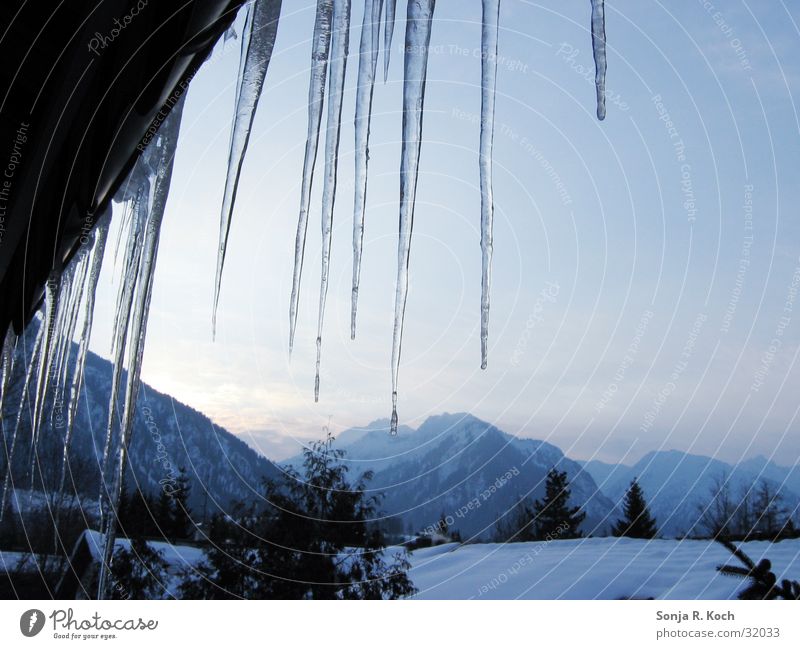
[408,537,800,599]
[81,529,204,568]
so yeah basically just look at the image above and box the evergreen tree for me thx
[118,483,160,539]
[181,431,416,599]
[612,478,658,539]
[169,467,193,540]
[152,468,193,541]
[109,537,170,599]
[531,468,585,540]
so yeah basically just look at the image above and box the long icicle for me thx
[97,97,185,601]
[314,0,352,401]
[28,272,61,492]
[390,0,436,434]
[100,191,147,518]
[0,330,17,512]
[382,0,396,82]
[590,0,606,120]
[0,330,17,418]
[52,256,89,417]
[213,0,282,336]
[289,0,335,353]
[479,0,499,369]
[0,321,44,519]
[351,0,383,339]
[59,214,110,493]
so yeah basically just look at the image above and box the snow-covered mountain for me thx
[580,451,800,538]
[288,412,617,540]
[1,344,280,514]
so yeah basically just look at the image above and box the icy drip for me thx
[479,0,499,370]
[382,0,396,82]
[590,0,606,120]
[97,99,185,601]
[213,0,282,336]
[351,0,383,339]
[390,0,436,434]
[28,272,62,490]
[0,330,17,415]
[52,256,89,418]
[100,191,148,516]
[0,330,18,517]
[0,321,44,520]
[59,215,110,493]
[314,0,351,401]
[289,0,334,353]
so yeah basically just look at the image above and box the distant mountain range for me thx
[287,413,618,540]
[580,450,800,537]
[4,332,798,539]
[286,413,800,540]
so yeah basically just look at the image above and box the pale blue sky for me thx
[89,1,800,465]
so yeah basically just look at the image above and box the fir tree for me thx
[612,478,658,539]
[181,430,416,599]
[152,468,193,541]
[169,467,193,540]
[531,468,585,540]
[109,537,170,599]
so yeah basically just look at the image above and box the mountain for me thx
[1,339,280,515]
[287,412,618,540]
[580,450,800,537]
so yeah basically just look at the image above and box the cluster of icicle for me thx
[0,0,607,601]
[0,96,186,600]
[0,224,108,523]
[95,97,187,599]
[211,0,606,433]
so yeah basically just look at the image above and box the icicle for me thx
[52,256,89,416]
[28,272,61,490]
[0,329,19,506]
[213,0,282,337]
[50,268,78,410]
[289,0,334,353]
[0,322,44,520]
[100,192,147,514]
[314,0,352,401]
[390,0,436,434]
[0,330,17,418]
[59,214,110,493]
[479,0,499,369]
[590,0,606,120]
[383,0,396,82]
[350,0,383,340]
[97,98,185,601]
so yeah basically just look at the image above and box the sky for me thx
[88,1,800,465]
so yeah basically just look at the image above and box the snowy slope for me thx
[1,342,280,513]
[408,537,800,600]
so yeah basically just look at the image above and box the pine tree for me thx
[612,478,658,539]
[169,467,193,540]
[531,468,585,540]
[109,537,170,599]
[181,430,416,599]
